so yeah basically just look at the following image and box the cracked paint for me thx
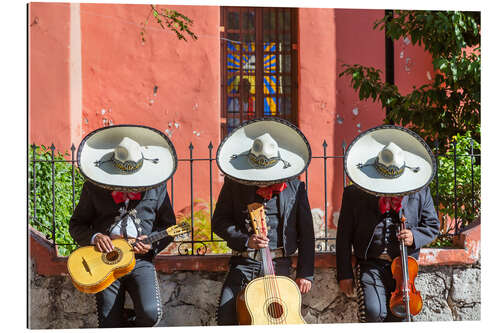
[352,108,359,116]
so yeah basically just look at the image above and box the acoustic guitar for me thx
[67,222,191,294]
[236,202,306,325]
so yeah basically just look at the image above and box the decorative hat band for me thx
[112,154,144,173]
[247,150,291,169]
[374,159,405,178]
[357,141,420,179]
[94,154,159,173]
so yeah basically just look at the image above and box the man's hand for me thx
[398,229,414,246]
[247,234,269,249]
[339,278,354,297]
[94,233,114,253]
[295,278,312,294]
[133,235,152,254]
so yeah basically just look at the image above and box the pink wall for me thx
[29,2,72,151]
[29,4,434,219]
[80,3,222,210]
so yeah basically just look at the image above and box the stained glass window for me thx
[221,7,297,136]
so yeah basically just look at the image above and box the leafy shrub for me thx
[429,131,481,236]
[168,200,231,255]
[28,145,84,256]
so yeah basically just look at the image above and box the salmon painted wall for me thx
[29,2,73,151]
[79,3,221,212]
[29,4,434,220]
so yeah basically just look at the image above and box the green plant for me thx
[174,200,231,255]
[339,11,480,148]
[28,145,84,256]
[429,131,481,233]
[141,5,198,43]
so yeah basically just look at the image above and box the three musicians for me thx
[69,119,439,326]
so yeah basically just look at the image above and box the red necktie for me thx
[256,182,287,200]
[111,191,142,204]
[378,196,403,214]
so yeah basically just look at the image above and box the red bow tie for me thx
[111,191,142,204]
[379,196,403,214]
[256,182,287,200]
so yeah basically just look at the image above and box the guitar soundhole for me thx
[267,302,284,319]
[101,248,123,265]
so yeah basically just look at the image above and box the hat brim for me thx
[216,117,311,185]
[77,125,177,192]
[344,125,436,197]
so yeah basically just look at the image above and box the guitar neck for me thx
[260,247,275,276]
[143,230,170,244]
[248,202,276,276]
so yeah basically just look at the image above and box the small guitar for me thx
[67,222,191,294]
[236,203,306,325]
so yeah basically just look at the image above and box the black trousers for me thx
[95,259,162,327]
[356,259,403,323]
[216,256,292,325]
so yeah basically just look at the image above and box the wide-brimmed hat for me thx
[216,117,311,186]
[77,125,177,192]
[344,125,436,197]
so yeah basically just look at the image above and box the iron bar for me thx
[50,144,56,246]
[305,168,308,193]
[170,177,174,209]
[434,140,440,226]
[209,141,214,241]
[342,140,347,188]
[470,137,475,220]
[189,142,194,255]
[453,140,458,235]
[323,140,328,252]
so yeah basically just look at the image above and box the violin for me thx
[389,215,423,321]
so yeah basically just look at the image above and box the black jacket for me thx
[69,181,176,259]
[336,185,439,281]
[212,177,315,281]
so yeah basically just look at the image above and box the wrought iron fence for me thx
[28,137,480,257]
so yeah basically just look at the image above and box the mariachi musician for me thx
[336,125,440,322]
[212,117,315,325]
[69,125,177,327]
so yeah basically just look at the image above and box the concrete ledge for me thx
[29,224,481,276]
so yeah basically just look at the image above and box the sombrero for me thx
[77,125,177,192]
[216,117,311,186]
[344,125,436,197]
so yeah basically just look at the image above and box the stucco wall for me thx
[29,4,435,228]
[28,259,480,328]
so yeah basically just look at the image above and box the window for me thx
[220,7,298,136]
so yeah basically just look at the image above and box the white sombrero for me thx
[77,125,177,192]
[344,125,436,197]
[216,117,311,185]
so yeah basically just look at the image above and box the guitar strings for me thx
[259,210,285,324]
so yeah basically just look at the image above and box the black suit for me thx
[212,177,315,324]
[336,185,439,322]
[69,181,176,327]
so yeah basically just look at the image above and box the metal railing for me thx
[29,137,480,257]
